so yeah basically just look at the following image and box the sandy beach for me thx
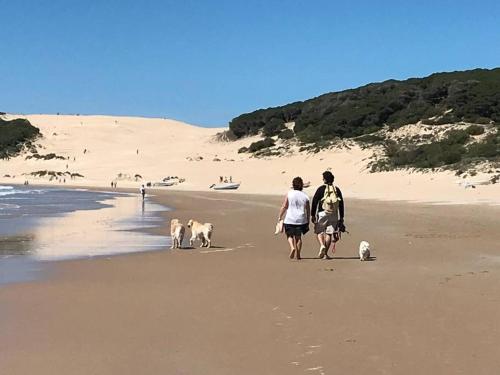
[1,189,500,374]
[3,2,499,373]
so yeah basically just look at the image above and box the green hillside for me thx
[0,117,40,159]
[229,68,500,141]
[228,68,500,171]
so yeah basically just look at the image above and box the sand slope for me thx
[1,114,498,204]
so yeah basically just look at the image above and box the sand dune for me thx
[1,114,498,204]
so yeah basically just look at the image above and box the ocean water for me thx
[0,185,170,284]
[0,185,114,238]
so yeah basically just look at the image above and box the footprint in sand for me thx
[440,270,490,285]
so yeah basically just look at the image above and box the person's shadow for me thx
[299,256,377,261]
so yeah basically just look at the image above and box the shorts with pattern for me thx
[314,211,338,234]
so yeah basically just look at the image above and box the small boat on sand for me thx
[153,180,176,187]
[210,182,240,190]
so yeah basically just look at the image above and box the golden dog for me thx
[187,219,214,248]
[170,219,185,249]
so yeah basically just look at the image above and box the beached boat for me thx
[153,180,176,187]
[210,182,240,190]
[455,179,491,189]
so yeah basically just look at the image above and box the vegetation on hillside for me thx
[230,68,500,172]
[0,118,40,159]
[230,68,500,142]
[369,127,500,171]
[25,152,66,161]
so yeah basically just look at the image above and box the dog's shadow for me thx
[334,256,377,261]
[178,245,225,250]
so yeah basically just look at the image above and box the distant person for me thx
[278,177,310,260]
[136,149,139,155]
[311,171,345,259]
[219,176,223,183]
[229,176,233,183]
[140,184,146,199]
[111,181,114,188]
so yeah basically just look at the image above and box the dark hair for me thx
[292,177,304,190]
[322,171,334,185]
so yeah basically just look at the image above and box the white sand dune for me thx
[1,114,499,204]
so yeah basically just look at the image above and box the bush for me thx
[278,129,294,140]
[468,142,498,157]
[248,138,275,153]
[0,118,40,159]
[26,153,65,160]
[386,142,465,168]
[356,134,384,144]
[465,124,485,136]
[262,119,285,137]
[443,129,469,145]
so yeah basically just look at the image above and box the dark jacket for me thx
[311,184,344,219]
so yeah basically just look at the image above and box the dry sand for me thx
[1,114,498,205]
[1,190,500,374]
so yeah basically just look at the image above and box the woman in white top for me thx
[278,177,310,260]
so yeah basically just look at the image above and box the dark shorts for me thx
[284,223,309,237]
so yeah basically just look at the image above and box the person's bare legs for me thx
[317,233,327,258]
[323,234,333,259]
[295,235,302,260]
[287,236,296,259]
[317,233,326,247]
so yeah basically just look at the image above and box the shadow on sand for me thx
[298,256,377,261]
[178,245,226,250]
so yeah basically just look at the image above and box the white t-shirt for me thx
[284,190,309,225]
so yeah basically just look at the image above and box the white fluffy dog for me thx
[187,219,214,248]
[170,219,185,249]
[359,241,371,261]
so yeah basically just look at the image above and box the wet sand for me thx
[1,190,500,374]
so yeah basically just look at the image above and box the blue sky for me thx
[1,0,499,127]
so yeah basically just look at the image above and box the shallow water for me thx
[0,185,170,284]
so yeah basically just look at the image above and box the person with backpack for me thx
[311,171,345,259]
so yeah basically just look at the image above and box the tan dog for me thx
[170,219,185,249]
[187,219,214,248]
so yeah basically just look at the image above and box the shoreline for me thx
[0,186,169,284]
[6,181,500,207]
